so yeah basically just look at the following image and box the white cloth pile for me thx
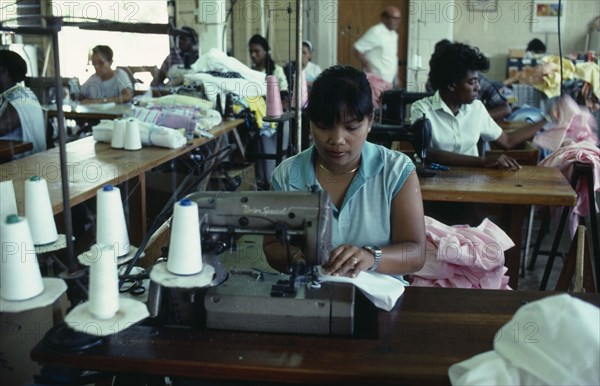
[449,294,600,385]
[185,48,267,104]
[92,118,186,149]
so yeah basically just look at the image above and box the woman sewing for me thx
[263,65,426,278]
[80,45,133,104]
[248,34,288,92]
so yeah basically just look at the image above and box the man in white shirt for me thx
[353,6,400,86]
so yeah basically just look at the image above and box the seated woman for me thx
[411,42,547,170]
[248,34,288,94]
[80,45,133,104]
[151,26,200,88]
[264,65,425,278]
[0,50,46,156]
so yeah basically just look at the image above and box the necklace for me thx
[318,162,359,176]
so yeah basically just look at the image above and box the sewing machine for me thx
[149,189,356,336]
[369,115,433,174]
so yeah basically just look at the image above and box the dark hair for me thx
[92,45,113,63]
[308,65,373,128]
[180,26,198,45]
[428,42,489,91]
[0,50,27,82]
[526,38,546,54]
[433,39,452,55]
[248,34,276,76]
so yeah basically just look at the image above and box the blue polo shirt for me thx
[271,141,415,249]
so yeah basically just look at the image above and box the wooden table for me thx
[44,103,134,120]
[419,166,577,289]
[0,140,33,160]
[0,119,243,244]
[30,287,600,385]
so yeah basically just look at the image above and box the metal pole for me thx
[294,0,303,153]
[49,18,76,273]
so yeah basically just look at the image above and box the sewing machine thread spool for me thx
[291,69,308,109]
[24,176,58,245]
[111,118,127,149]
[124,118,142,151]
[0,180,18,220]
[167,198,202,275]
[266,75,283,118]
[87,243,120,319]
[0,215,44,301]
[96,185,130,257]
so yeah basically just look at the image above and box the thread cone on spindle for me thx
[0,180,18,221]
[266,75,283,118]
[167,198,202,275]
[291,69,308,109]
[0,215,44,301]
[215,93,224,117]
[224,93,235,121]
[124,119,142,150]
[88,243,120,319]
[24,176,58,245]
[96,185,130,257]
[111,118,127,149]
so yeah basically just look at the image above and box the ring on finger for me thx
[351,256,358,266]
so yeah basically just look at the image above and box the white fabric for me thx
[449,294,600,385]
[304,61,322,83]
[353,22,398,84]
[92,119,186,149]
[411,91,503,156]
[317,266,404,311]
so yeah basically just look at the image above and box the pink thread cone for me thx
[266,75,283,118]
[291,69,308,109]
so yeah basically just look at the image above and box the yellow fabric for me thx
[531,56,600,99]
[150,94,213,110]
[574,62,600,100]
[244,96,267,127]
[534,55,576,98]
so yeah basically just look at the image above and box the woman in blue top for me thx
[265,65,425,278]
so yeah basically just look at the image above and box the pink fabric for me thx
[410,217,513,290]
[538,141,600,237]
[366,73,392,109]
[533,95,599,151]
[134,105,196,130]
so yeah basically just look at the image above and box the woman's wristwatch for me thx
[363,244,382,271]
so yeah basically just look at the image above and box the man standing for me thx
[353,6,400,86]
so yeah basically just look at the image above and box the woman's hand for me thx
[323,244,374,278]
[483,153,521,170]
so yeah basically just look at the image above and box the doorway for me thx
[337,0,409,88]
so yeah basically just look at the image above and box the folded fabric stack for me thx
[92,118,186,149]
[410,216,514,289]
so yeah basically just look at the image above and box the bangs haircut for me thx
[307,65,373,128]
[428,42,489,91]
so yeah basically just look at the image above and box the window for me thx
[51,0,170,88]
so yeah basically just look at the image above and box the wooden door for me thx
[337,0,409,88]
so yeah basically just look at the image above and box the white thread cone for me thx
[124,119,142,150]
[266,75,283,118]
[111,118,127,149]
[87,243,119,319]
[167,199,202,275]
[0,215,44,301]
[24,176,58,245]
[96,185,130,257]
[0,180,18,220]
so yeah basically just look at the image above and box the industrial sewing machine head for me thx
[149,189,356,336]
[369,114,432,164]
